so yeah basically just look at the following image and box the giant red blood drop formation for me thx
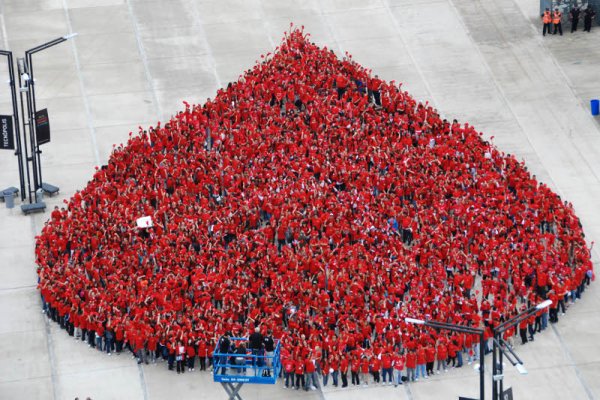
[36,28,593,364]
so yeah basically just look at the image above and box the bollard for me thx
[35,188,44,203]
[592,99,599,116]
[4,192,14,209]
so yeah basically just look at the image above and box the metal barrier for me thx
[213,337,281,400]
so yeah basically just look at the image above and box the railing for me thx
[213,337,281,384]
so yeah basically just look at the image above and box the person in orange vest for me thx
[553,8,563,35]
[541,8,553,36]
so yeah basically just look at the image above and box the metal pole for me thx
[0,50,26,201]
[492,334,498,400]
[27,52,44,187]
[22,56,39,194]
[480,332,485,400]
[17,58,33,203]
[419,320,485,400]
[498,341,504,396]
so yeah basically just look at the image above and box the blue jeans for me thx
[105,337,113,354]
[541,312,549,330]
[332,370,339,386]
[95,335,103,351]
[394,369,403,385]
[457,350,463,367]
[416,364,426,378]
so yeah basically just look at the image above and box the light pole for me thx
[491,299,552,400]
[0,49,26,200]
[405,317,486,400]
[18,33,77,203]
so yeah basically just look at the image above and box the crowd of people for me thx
[36,26,594,390]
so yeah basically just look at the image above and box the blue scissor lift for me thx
[213,337,282,400]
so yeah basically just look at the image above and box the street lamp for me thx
[405,317,485,400]
[18,33,78,203]
[0,49,26,201]
[491,300,552,400]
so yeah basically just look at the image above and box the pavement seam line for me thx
[32,214,60,400]
[137,363,150,400]
[315,2,346,57]
[551,321,595,399]
[254,0,276,49]
[187,2,223,90]
[61,0,101,166]
[382,0,441,110]
[0,1,8,50]
[125,0,163,122]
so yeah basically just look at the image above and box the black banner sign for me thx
[502,387,514,400]
[35,108,51,146]
[0,115,15,150]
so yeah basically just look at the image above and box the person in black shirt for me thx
[248,327,264,367]
[218,332,231,374]
[263,330,275,377]
[569,6,581,32]
[584,7,596,32]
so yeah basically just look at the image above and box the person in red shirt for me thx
[340,355,349,388]
[393,352,405,386]
[294,358,305,390]
[381,352,393,385]
[335,74,349,100]
[304,356,318,391]
[369,75,383,106]
[197,340,208,371]
[424,344,434,378]
[283,357,295,388]
[350,356,360,386]
[176,340,186,374]
[360,356,370,386]
[147,334,158,364]
[186,339,196,371]
[405,350,417,382]
[436,340,448,373]
[330,354,340,387]
[371,355,382,384]
[519,312,529,345]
